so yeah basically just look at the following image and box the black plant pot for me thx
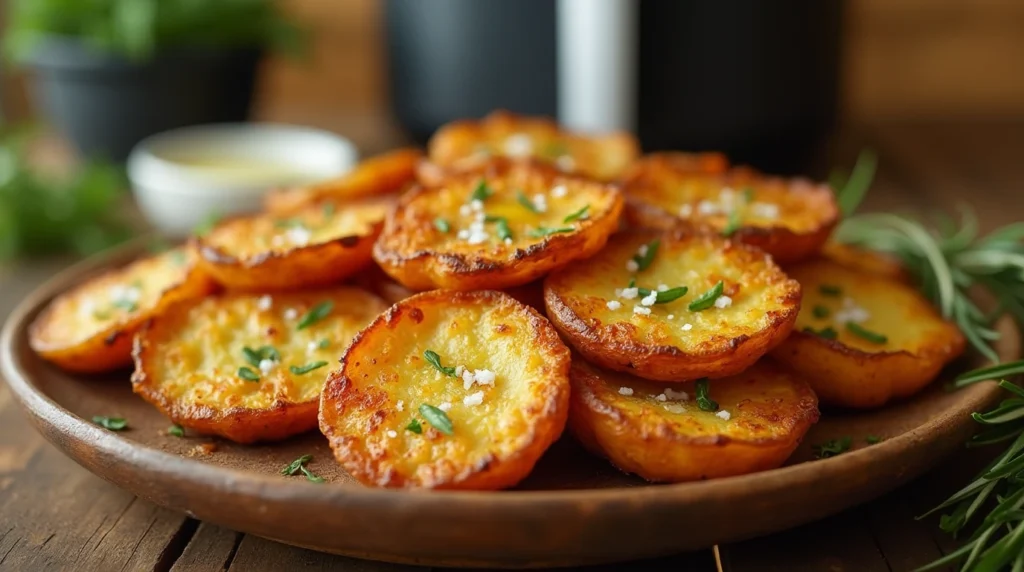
[24,37,261,161]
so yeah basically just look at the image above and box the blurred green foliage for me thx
[0,127,134,260]
[3,0,305,62]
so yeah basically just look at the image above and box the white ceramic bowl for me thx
[127,123,358,237]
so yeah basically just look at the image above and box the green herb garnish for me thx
[92,416,127,430]
[495,218,513,241]
[803,326,838,340]
[242,345,280,367]
[434,218,450,233]
[812,305,831,319]
[563,205,590,223]
[695,379,718,412]
[423,350,457,377]
[722,209,741,237]
[92,416,127,431]
[273,218,304,229]
[541,141,569,158]
[289,361,329,375]
[406,419,423,434]
[237,367,260,382]
[281,454,324,483]
[819,284,842,297]
[194,212,221,236]
[845,322,887,344]
[322,203,336,218]
[419,404,454,435]
[317,338,330,349]
[296,301,334,330]
[527,226,574,238]
[688,281,724,311]
[469,178,492,202]
[167,425,185,437]
[742,187,755,202]
[636,286,689,304]
[92,309,112,321]
[632,239,660,271]
[627,277,636,289]
[516,190,540,213]
[814,436,853,459]
[865,435,882,444]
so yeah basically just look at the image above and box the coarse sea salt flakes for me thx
[284,308,298,320]
[641,291,658,306]
[287,226,312,246]
[716,410,732,421]
[663,388,689,401]
[555,155,576,172]
[606,300,622,310]
[654,393,667,402]
[463,391,484,406]
[504,133,533,157]
[664,404,685,414]
[386,430,398,438]
[257,295,273,311]
[681,323,693,331]
[619,287,639,300]
[625,259,640,273]
[633,305,651,316]
[259,359,276,374]
[438,402,452,412]
[714,295,733,309]
[551,184,568,198]
[396,400,405,412]
[618,387,634,396]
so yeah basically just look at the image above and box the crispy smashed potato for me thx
[426,110,640,181]
[133,288,387,443]
[319,290,571,490]
[544,230,801,382]
[623,155,839,263]
[569,359,819,482]
[373,161,623,291]
[771,258,965,408]
[197,196,391,291]
[264,147,421,215]
[29,248,215,373]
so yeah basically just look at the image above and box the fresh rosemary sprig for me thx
[832,150,1024,572]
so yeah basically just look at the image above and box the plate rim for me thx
[1,238,1018,565]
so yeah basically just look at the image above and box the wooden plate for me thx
[1,241,1018,569]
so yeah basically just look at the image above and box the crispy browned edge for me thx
[28,254,216,374]
[129,290,375,444]
[567,359,820,482]
[264,147,422,215]
[318,289,572,490]
[372,160,625,291]
[543,229,802,382]
[623,161,839,264]
[194,212,384,292]
[425,109,641,182]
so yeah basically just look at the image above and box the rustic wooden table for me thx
[1,121,1022,571]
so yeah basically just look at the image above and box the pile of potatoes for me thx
[29,111,965,489]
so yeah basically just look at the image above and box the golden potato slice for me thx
[318,290,571,490]
[373,160,623,291]
[197,196,391,291]
[132,288,387,443]
[544,230,801,382]
[426,110,640,181]
[264,147,421,215]
[29,247,215,373]
[623,154,839,263]
[819,241,909,282]
[771,258,965,409]
[569,359,819,482]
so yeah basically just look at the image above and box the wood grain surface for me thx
[1,121,1022,571]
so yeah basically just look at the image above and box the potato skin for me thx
[29,248,215,373]
[374,160,623,291]
[544,230,801,382]
[426,110,640,181]
[623,155,838,263]
[569,359,819,482]
[132,288,387,443]
[771,258,965,408]
[264,147,421,215]
[319,290,571,490]
[197,196,391,291]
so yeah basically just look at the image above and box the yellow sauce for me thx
[158,153,320,186]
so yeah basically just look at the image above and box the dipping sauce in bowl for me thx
[128,124,358,237]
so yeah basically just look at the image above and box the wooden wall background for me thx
[4,0,1024,125]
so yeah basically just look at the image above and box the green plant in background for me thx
[3,0,304,62]
[835,151,1024,572]
[0,127,134,260]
